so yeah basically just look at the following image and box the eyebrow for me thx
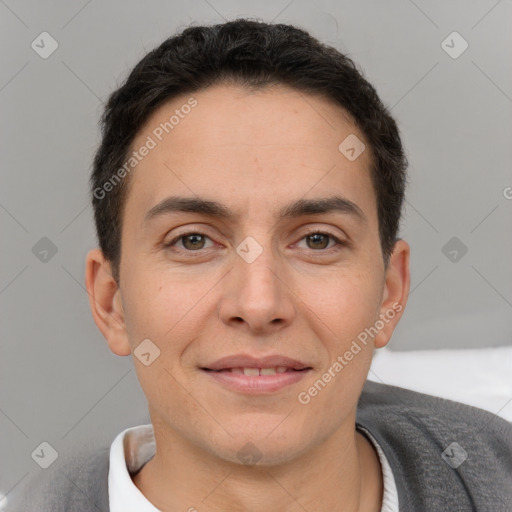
[143,195,367,226]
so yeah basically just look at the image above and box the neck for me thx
[132,421,383,512]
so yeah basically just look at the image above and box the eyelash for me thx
[163,229,347,255]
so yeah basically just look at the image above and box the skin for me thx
[86,83,410,511]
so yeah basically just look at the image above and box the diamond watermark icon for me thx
[32,237,58,263]
[31,441,59,469]
[237,442,263,465]
[134,338,160,366]
[236,236,263,264]
[31,32,59,59]
[441,32,469,59]
[442,236,468,263]
[338,134,365,161]
[442,442,468,468]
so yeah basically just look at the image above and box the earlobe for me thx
[85,248,132,356]
[374,239,410,348]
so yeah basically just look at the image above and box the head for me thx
[86,19,410,466]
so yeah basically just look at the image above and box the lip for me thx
[202,354,311,371]
[202,367,312,394]
[200,354,312,395]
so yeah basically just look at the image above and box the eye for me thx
[163,232,215,251]
[163,229,347,254]
[296,229,346,251]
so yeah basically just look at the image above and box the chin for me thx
[205,426,309,467]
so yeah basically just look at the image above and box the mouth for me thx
[200,355,313,394]
[202,367,310,375]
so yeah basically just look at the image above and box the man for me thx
[13,18,512,512]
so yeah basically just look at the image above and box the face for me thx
[87,83,409,466]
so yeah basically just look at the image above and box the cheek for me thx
[125,282,197,414]
[133,358,197,433]
[122,272,212,375]
[120,266,176,337]
[301,270,381,344]
[299,281,378,419]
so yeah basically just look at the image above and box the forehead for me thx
[133,83,361,153]
[125,83,377,227]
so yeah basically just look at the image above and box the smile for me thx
[201,367,312,394]
[208,366,302,375]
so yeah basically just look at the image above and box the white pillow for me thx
[368,346,512,422]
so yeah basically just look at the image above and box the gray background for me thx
[1,0,511,507]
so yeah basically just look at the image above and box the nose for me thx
[218,240,295,336]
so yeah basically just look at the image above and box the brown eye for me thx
[298,230,344,251]
[181,234,206,250]
[164,232,213,251]
[306,233,331,250]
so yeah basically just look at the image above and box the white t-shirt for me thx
[108,424,399,512]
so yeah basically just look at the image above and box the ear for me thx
[85,248,131,356]
[373,239,410,349]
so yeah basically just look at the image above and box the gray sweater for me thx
[8,380,512,511]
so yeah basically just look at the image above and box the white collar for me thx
[108,424,159,512]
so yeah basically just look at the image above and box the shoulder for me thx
[358,379,512,440]
[7,444,110,512]
[357,380,512,511]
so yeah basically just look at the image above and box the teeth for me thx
[226,367,293,375]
